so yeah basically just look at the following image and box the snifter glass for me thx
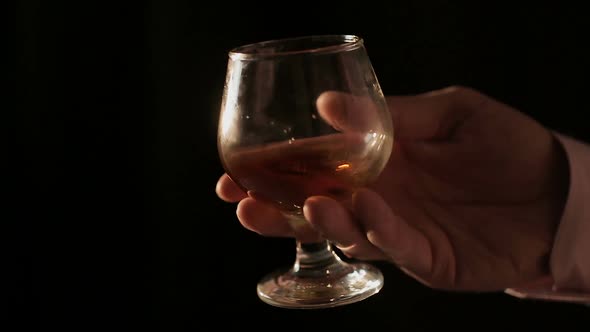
[217,35,394,309]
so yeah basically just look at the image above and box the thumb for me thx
[387,86,483,142]
[316,91,385,133]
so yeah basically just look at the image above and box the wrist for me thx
[545,133,570,235]
[504,133,590,304]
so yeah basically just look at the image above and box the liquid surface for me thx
[220,132,392,214]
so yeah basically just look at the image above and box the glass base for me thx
[256,261,384,309]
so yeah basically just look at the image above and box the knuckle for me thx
[445,85,479,99]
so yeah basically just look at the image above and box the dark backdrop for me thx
[14,1,590,331]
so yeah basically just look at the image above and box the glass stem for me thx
[292,240,351,278]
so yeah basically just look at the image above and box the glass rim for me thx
[228,34,364,60]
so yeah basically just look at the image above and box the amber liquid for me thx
[220,132,392,214]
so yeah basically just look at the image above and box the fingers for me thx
[303,196,388,260]
[216,174,247,202]
[304,189,434,277]
[316,91,383,133]
[387,85,484,141]
[236,197,322,242]
[236,197,294,237]
[352,189,432,277]
[218,173,321,242]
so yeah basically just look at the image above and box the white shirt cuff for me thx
[550,133,590,291]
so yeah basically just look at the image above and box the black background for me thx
[13,1,590,331]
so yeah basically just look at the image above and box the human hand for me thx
[216,86,569,292]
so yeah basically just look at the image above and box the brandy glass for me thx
[217,35,394,309]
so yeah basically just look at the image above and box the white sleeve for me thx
[550,133,590,291]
